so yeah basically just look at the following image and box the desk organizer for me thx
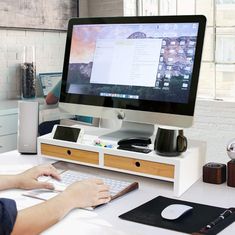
[38,126,206,197]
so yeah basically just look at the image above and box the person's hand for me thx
[62,178,111,208]
[16,164,61,190]
[45,92,59,105]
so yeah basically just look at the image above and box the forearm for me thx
[0,175,20,190]
[11,192,74,235]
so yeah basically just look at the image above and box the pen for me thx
[205,208,234,230]
[193,208,235,235]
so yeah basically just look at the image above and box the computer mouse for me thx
[161,204,193,220]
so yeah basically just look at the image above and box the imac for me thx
[59,15,206,139]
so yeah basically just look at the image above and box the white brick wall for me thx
[186,99,235,164]
[0,28,66,100]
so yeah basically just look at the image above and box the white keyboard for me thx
[47,170,139,198]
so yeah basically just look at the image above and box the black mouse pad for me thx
[119,196,235,234]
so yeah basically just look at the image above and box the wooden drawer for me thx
[0,134,17,153]
[0,114,18,136]
[104,154,175,178]
[41,143,99,165]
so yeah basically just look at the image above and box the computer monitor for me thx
[59,15,206,139]
[39,72,62,97]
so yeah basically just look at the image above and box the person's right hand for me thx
[62,178,111,208]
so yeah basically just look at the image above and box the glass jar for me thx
[21,46,36,99]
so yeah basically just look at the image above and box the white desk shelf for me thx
[38,126,206,197]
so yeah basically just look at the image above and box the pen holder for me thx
[227,160,235,187]
[203,162,226,184]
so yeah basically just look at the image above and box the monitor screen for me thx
[39,72,62,97]
[60,16,206,128]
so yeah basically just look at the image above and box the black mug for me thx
[154,128,187,156]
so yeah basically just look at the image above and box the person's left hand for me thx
[16,164,61,190]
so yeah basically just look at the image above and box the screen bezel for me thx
[60,15,206,117]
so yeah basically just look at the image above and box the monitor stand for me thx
[99,121,155,142]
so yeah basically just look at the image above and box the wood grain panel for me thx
[104,154,175,178]
[41,143,99,165]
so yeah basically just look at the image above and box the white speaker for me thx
[17,101,39,154]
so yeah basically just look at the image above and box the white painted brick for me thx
[7,65,18,79]
[25,31,44,44]
[0,43,7,51]
[59,36,67,47]
[7,80,17,91]
[6,51,17,60]
[0,91,7,100]
[43,32,61,41]
[36,65,51,74]
[35,45,45,60]
[0,29,7,38]
[0,70,8,83]
[0,60,7,70]
[7,30,26,37]
[0,82,8,91]
[0,51,6,61]
[7,90,20,99]
[4,36,18,45]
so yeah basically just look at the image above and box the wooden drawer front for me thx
[0,114,18,136]
[104,154,175,178]
[0,134,17,153]
[41,144,99,165]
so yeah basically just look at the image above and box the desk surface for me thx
[0,151,234,235]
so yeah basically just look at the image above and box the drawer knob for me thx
[67,150,71,155]
[135,161,141,167]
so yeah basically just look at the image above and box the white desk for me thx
[0,151,235,235]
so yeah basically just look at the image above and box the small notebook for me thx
[119,196,235,234]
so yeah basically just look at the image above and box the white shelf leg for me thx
[173,141,206,197]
